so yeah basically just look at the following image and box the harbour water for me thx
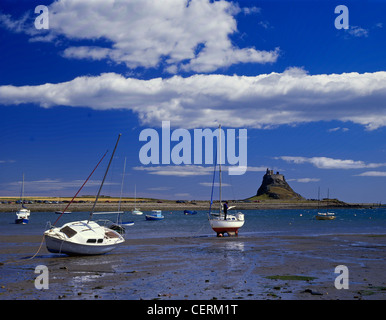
[1,207,385,239]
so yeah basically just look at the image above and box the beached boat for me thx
[208,125,244,237]
[44,134,125,255]
[184,210,197,215]
[15,174,30,224]
[145,210,164,221]
[45,220,124,255]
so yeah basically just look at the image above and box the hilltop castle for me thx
[256,168,304,200]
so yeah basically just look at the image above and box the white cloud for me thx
[5,178,118,192]
[347,26,369,38]
[147,186,173,191]
[1,0,277,73]
[276,156,386,170]
[242,7,261,15]
[0,12,34,34]
[2,69,386,130]
[355,171,386,177]
[287,178,320,183]
[200,182,231,187]
[133,165,263,176]
[174,193,191,197]
[0,160,15,164]
[327,127,349,132]
[133,165,213,177]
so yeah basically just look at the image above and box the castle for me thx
[264,169,285,181]
[256,168,304,200]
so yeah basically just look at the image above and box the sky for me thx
[1,0,386,203]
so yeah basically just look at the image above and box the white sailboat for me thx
[315,187,336,220]
[208,125,245,237]
[15,173,30,224]
[109,157,134,234]
[44,134,125,255]
[131,184,143,215]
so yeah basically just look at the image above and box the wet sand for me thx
[0,233,385,300]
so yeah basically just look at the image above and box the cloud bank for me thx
[1,0,278,73]
[2,69,386,129]
[277,156,386,170]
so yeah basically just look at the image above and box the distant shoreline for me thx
[0,200,382,213]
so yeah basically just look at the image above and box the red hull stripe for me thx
[212,227,239,233]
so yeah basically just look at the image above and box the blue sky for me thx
[1,0,386,203]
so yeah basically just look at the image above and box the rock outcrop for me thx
[256,169,304,200]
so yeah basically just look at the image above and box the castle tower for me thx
[256,169,304,200]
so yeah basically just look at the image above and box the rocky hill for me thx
[254,169,304,200]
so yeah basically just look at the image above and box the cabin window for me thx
[86,239,103,243]
[60,226,77,238]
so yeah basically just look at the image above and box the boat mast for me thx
[134,184,137,208]
[118,157,126,212]
[219,124,222,215]
[88,133,121,222]
[317,186,320,211]
[19,173,24,209]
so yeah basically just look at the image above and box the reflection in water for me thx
[223,241,245,252]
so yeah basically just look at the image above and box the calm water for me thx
[1,207,386,239]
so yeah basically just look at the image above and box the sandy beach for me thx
[0,232,385,301]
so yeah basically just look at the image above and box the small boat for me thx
[121,221,134,226]
[104,157,133,234]
[45,220,124,255]
[315,212,336,220]
[15,174,30,224]
[145,210,164,221]
[209,212,245,236]
[207,125,245,237]
[16,208,30,224]
[131,185,143,215]
[55,211,71,214]
[44,134,125,255]
[315,188,336,220]
[132,209,143,215]
[184,210,197,215]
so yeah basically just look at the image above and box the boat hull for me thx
[15,218,29,224]
[45,234,121,256]
[44,220,125,256]
[209,214,244,236]
[184,210,197,215]
[132,210,143,215]
[316,212,336,220]
[121,221,134,226]
[145,215,164,221]
[315,215,336,220]
[15,209,30,224]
